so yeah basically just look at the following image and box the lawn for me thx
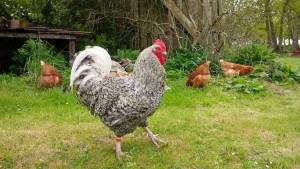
[274,55,300,71]
[0,73,299,169]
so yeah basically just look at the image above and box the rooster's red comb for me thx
[153,39,166,51]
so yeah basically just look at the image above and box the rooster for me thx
[70,40,167,159]
[185,61,211,88]
[40,61,62,88]
[219,59,254,77]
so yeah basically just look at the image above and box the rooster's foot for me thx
[116,150,131,160]
[143,127,166,147]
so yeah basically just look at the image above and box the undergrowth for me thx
[222,76,265,94]
[10,39,70,87]
[165,44,299,94]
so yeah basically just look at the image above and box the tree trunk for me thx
[187,0,199,27]
[265,0,277,49]
[177,0,183,10]
[269,14,277,50]
[201,0,213,46]
[265,1,271,46]
[131,0,139,48]
[292,21,299,51]
[161,0,201,44]
[278,0,290,53]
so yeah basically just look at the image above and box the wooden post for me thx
[69,39,76,61]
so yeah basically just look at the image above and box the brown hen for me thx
[219,59,254,77]
[40,61,62,88]
[185,61,211,88]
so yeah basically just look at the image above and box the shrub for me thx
[76,34,118,54]
[251,62,300,84]
[218,44,278,66]
[235,44,278,64]
[41,0,69,28]
[10,39,69,86]
[165,46,212,78]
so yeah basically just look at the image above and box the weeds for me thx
[10,39,70,87]
[223,76,265,94]
[165,46,212,77]
[219,44,278,65]
[251,62,300,84]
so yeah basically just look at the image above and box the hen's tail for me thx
[69,46,112,90]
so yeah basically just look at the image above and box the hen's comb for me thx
[153,39,166,51]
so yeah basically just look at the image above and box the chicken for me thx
[219,59,254,77]
[40,61,62,88]
[109,61,130,77]
[69,39,167,159]
[185,61,211,88]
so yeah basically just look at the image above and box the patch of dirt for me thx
[262,80,290,95]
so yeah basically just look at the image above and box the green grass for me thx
[274,55,300,71]
[0,74,299,169]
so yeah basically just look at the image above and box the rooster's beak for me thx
[163,52,167,56]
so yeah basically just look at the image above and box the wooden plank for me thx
[68,40,76,60]
[0,28,90,63]
[0,32,77,40]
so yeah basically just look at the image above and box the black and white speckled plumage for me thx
[71,45,166,137]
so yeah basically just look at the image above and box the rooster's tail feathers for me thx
[69,46,112,90]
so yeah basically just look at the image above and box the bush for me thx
[251,61,300,84]
[41,0,69,28]
[76,34,118,54]
[236,44,277,64]
[165,46,212,78]
[218,44,278,66]
[10,39,69,86]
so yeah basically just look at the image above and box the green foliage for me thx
[274,55,300,71]
[113,49,140,60]
[1,0,32,20]
[219,44,278,65]
[166,69,187,79]
[223,76,265,94]
[235,44,278,64]
[76,34,118,54]
[41,0,69,28]
[251,62,300,84]
[165,46,212,78]
[10,39,69,86]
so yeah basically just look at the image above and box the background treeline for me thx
[1,0,300,88]
[1,0,300,53]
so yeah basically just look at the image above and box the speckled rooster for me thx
[70,40,167,159]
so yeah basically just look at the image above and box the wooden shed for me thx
[0,27,90,73]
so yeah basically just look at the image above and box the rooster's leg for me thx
[115,137,130,159]
[143,127,166,147]
[115,137,124,159]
